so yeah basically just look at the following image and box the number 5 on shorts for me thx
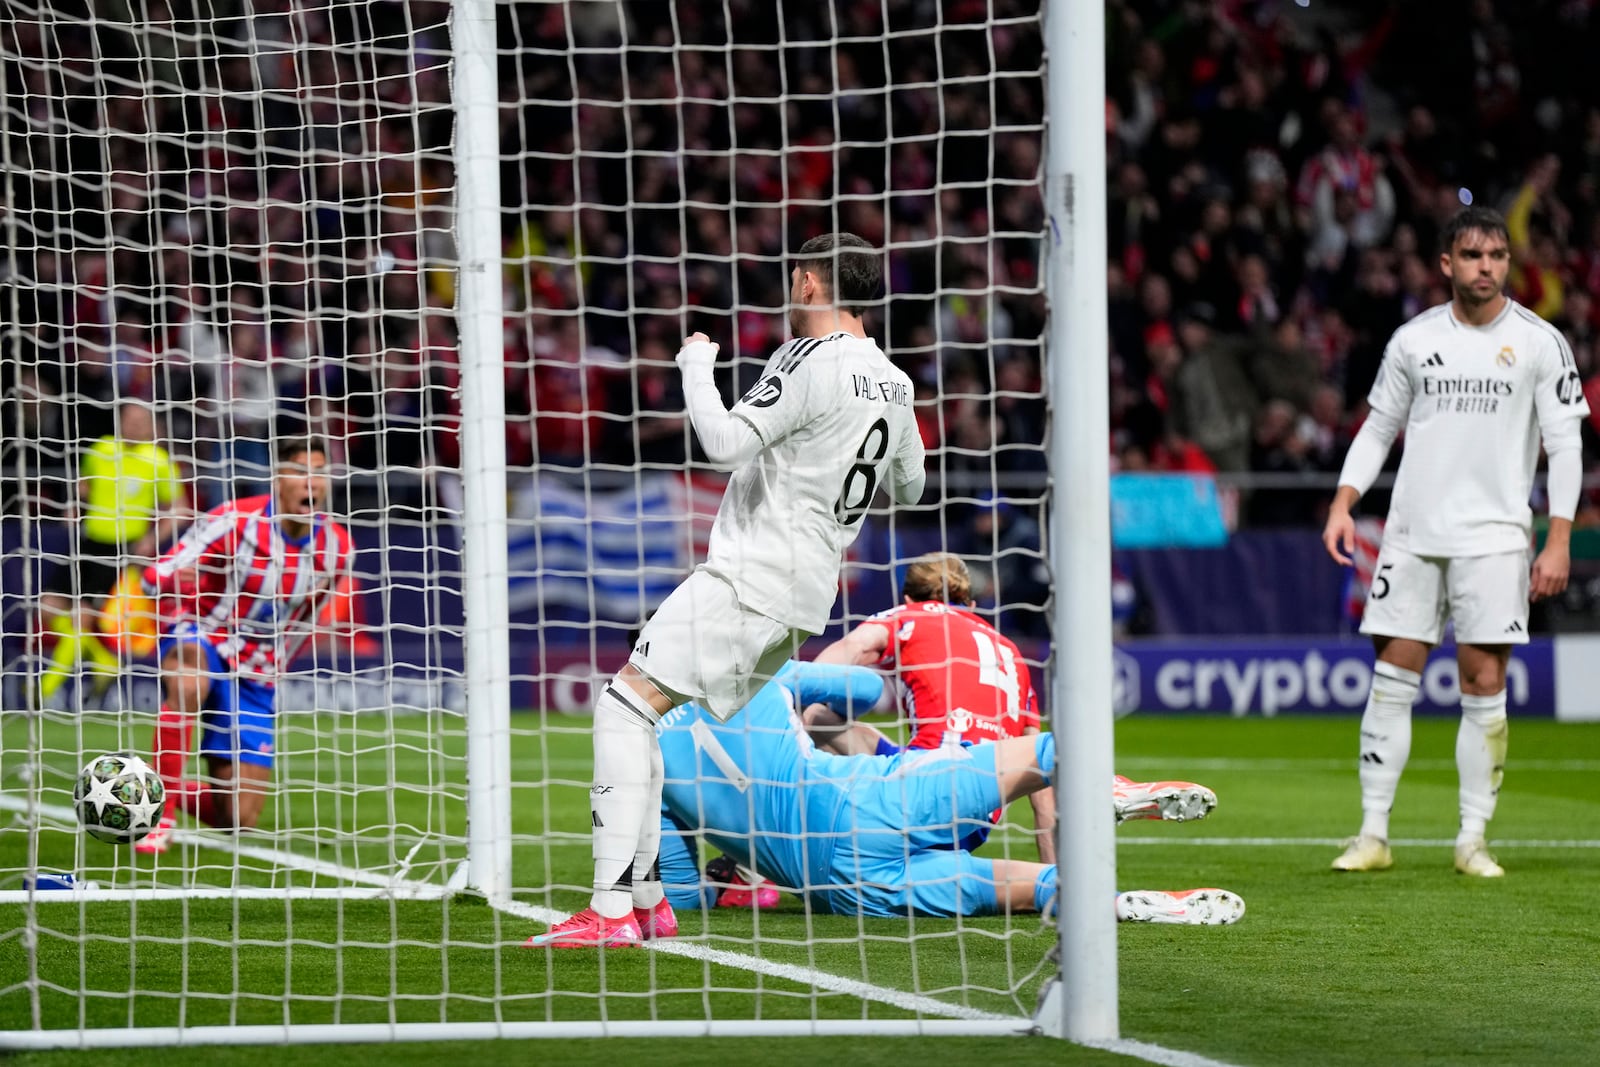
[1371,563,1394,600]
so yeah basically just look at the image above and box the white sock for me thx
[1357,660,1419,842]
[588,682,660,919]
[630,739,665,911]
[1457,690,1508,845]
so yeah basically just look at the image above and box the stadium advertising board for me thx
[1112,638,1556,717]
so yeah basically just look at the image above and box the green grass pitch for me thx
[2,709,1598,1065]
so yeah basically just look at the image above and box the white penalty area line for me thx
[1118,836,1600,848]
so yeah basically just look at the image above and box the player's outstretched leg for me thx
[1454,689,1508,877]
[1333,658,1419,872]
[1112,775,1216,824]
[1115,889,1246,925]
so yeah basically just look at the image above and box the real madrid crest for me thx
[1497,345,1516,368]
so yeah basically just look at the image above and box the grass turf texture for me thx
[2,710,1598,1065]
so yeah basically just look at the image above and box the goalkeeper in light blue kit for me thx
[645,661,1246,924]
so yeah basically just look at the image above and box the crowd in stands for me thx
[1104,0,1600,529]
[4,0,1600,581]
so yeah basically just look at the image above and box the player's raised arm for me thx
[1324,340,1411,564]
[676,332,763,470]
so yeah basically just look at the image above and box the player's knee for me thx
[610,666,672,719]
[233,799,263,831]
[1457,650,1508,696]
[1460,669,1507,697]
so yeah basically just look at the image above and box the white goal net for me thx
[1,0,1061,1046]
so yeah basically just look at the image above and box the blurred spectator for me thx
[1247,399,1321,527]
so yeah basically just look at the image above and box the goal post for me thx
[452,0,513,906]
[1038,0,1119,1043]
[0,0,1096,1048]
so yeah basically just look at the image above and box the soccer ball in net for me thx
[73,753,166,845]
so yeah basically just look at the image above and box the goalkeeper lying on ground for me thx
[649,661,1241,926]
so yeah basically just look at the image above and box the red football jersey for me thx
[143,495,353,683]
[858,600,1039,749]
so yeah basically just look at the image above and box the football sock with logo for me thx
[1456,690,1508,844]
[589,681,660,919]
[1357,660,1420,842]
[629,736,666,911]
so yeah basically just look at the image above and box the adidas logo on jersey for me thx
[1504,620,1524,634]
[1423,353,1445,368]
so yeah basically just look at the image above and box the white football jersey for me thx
[703,330,924,632]
[1367,299,1588,557]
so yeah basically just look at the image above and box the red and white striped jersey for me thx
[143,495,353,683]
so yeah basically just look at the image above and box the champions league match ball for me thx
[73,753,166,845]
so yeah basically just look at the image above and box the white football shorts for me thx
[627,567,806,721]
[1359,546,1531,646]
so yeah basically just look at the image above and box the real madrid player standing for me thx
[533,233,926,947]
[1322,206,1588,877]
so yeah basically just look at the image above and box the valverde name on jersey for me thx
[849,374,910,406]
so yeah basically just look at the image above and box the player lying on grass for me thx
[135,437,352,853]
[529,661,1241,947]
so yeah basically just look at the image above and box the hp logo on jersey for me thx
[740,375,783,408]
[1557,370,1584,405]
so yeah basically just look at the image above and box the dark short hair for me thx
[1440,206,1509,255]
[276,435,328,465]
[793,232,881,314]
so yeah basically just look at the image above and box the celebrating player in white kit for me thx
[1322,206,1588,877]
[533,233,927,947]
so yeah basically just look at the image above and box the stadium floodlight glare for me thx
[0,0,1088,1048]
